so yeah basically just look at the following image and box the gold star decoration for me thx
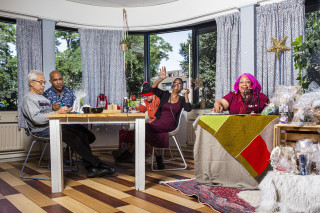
[266,36,291,60]
[193,76,203,90]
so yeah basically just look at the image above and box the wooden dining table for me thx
[45,112,147,193]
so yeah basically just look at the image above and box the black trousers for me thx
[35,125,100,167]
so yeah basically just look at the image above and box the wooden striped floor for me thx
[0,149,217,213]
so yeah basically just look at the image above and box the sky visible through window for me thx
[158,30,190,72]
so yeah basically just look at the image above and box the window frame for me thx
[129,21,217,105]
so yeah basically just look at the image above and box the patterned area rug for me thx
[160,179,256,213]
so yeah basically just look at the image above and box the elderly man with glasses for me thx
[21,70,115,178]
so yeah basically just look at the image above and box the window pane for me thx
[151,30,191,95]
[198,31,217,108]
[125,35,144,107]
[165,83,172,90]
[55,29,82,90]
[0,22,17,111]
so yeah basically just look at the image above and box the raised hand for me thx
[159,66,167,79]
[184,89,190,97]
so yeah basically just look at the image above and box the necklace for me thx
[169,95,178,122]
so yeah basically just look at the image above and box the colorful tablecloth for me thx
[194,114,279,189]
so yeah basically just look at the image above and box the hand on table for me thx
[212,104,223,113]
[52,103,60,111]
[55,106,73,114]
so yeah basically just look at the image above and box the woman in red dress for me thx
[116,67,192,170]
[213,73,269,114]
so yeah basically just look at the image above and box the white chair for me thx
[151,109,187,171]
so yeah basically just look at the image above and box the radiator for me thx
[0,123,25,151]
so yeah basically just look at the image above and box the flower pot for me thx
[121,43,128,51]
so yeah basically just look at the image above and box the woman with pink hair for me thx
[212,73,269,114]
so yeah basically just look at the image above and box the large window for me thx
[127,22,216,108]
[55,28,82,90]
[0,20,17,111]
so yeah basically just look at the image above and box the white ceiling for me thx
[0,0,280,31]
[66,0,179,7]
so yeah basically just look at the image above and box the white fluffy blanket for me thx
[257,171,320,213]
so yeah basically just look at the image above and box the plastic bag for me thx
[270,145,298,174]
[72,90,86,113]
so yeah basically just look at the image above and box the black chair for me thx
[151,109,187,171]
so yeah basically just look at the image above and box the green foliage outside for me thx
[291,11,320,93]
[0,22,17,111]
[179,32,217,107]
[55,30,82,90]
[125,34,173,96]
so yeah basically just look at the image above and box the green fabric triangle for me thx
[198,115,230,135]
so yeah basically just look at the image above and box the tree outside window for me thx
[55,29,82,90]
[0,21,17,111]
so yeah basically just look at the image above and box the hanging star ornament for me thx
[266,36,291,60]
[193,76,203,90]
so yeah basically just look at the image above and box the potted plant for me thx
[120,38,129,51]
[120,39,128,51]
[291,12,320,93]
[121,9,129,52]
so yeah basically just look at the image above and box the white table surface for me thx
[46,112,147,193]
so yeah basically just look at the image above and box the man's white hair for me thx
[27,70,43,86]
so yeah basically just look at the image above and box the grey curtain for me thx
[256,0,305,97]
[79,29,126,107]
[17,19,42,128]
[215,12,241,101]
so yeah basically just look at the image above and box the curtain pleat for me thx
[79,29,126,107]
[17,19,42,128]
[215,12,241,101]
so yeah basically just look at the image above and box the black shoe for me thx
[112,150,122,159]
[156,156,165,170]
[86,166,110,178]
[98,162,115,175]
[115,150,133,163]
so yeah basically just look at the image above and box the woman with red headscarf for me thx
[213,73,269,114]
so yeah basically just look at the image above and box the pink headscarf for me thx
[233,73,262,94]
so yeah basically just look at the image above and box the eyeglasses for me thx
[33,80,46,85]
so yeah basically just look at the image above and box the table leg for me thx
[49,119,64,193]
[135,118,145,190]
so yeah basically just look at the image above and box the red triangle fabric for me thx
[240,135,270,175]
